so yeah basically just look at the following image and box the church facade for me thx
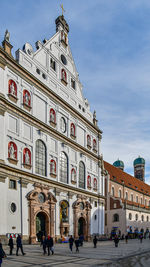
[0,15,105,243]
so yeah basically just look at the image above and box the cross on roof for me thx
[60,4,65,16]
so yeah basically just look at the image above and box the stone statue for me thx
[24,92,30,106]
[25,150,30,165]
[4,29,10,42]
[10,82,16,96]
[93,110,96,120]
[9,143,16,159]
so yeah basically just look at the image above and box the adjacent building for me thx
[104,159,150,236]
[0,15,105,243]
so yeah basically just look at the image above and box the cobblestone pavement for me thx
[2,239,150,266]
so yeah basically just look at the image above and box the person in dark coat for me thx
[75,238,80,252]
[140,234,143,243]
[125,234,128,244]
[69,235,74,253]
[0,239,6,267]
[46,235,54,256]
[114,235,119,247]
[93,236,98,248]
[41,236,47,255]
[16,235,25,256]
[8,235,14,255]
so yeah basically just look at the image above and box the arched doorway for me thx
[36,212,46,241]
[78,217,86,236]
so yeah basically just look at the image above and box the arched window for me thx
[129,213,132,220]
[131,194,133,202]
[71,168,76,182]
[61,69,67,82]
[145,199,147,206]
[61,30,67,44]
[87,135,91,147]
[93,139,97,151]
[60,152,68,183]
[147,216,149,222]
[125,192,128,200]
[60,200,69,223]
[50,159,56,175]
[136,196,138,203]
[8,80,17,98]
[113,214,119,222]
[79,161,85,189]
[8,142,17,160]
[141,198,143,204]
[141,215,144,222]
[23,148,31,165]
[50,108,56,124]
[70,123,75,137]
[149,200,150,207]
[87,175,91,188]
[135,214,138,221]
[23,90,31,107]
[93,178,97,190]
[35,140,46,176]
[118,189,122,198]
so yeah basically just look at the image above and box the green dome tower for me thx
[113,159,124,171]
[133,156,145,182]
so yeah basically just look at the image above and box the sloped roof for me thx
[104,161,150,197]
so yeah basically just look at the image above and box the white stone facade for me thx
[0,16,105,243]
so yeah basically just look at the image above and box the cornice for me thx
[0,163,105,200]
[0,94,100,161]
[0,47,102,136]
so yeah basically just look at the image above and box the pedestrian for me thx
[140,234,143,243]
[0,239,6,267]
[114,235,119,247]
[16,235,25,256]
[75,238,80,253]
[93,236,98,248]
[79,235,84,246]
[125,234,128,244]
[69,235,74,253]
[41,236,47,255]
[8,235,14,255]
[46,235,54,256]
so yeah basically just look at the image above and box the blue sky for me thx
[1,0,150,182]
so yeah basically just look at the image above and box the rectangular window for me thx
[9,179,16,189]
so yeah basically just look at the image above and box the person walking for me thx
[8,235,14,255]
[46,235,54,256]
[69,235,74,253]
[114,235,119,247]
[93,236,98,248]
[16,235,25,256]
[0,239,6,267]
[75,238,80,253]
[125,234,128,244]
[140,234,143,243]
[41,236,47,255]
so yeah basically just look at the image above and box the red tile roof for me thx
[104,161,150,197]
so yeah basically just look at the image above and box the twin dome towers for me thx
[113,156,145,182]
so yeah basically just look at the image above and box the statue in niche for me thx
[50,110,55,123]
[25,150,30,165]
[4,29,10,42]
[62,70,66,81]
[94,179,97,189]
[71,124,75,136]
[60,201,68,223]
[51,160,56,174]
[24,91,30,106]
[10,82,16,96]
[9,143,16,159]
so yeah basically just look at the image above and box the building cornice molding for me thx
[0,47,102,136]
[0,163,105,200]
